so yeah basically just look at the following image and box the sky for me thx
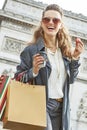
[0,0,5,9]
[0,0,87,16]
[36,0,87,17]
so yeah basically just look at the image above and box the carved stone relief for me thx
[77,91,87,122]
[80,58,87,73]
[70,81,87,125]
[2,36,27,55]
[1,68,14,78]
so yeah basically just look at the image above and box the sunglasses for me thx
[42,17,61,25]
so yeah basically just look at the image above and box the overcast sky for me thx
[36,0,87,16]
[0,0,87,16]
[0,0,5,9]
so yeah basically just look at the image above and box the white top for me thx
[47,48,67,99]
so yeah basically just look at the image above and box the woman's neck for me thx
[44,35,58,52]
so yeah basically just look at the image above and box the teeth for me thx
[48,27,54,29]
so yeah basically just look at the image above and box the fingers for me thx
[33,53,44,74]
[33,54,44,66]
[73,38,84,58]
[76,38,84,47]
[75,38,84,52]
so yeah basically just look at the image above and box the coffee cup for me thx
[39,51,47,68]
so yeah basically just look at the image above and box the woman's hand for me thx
[33,53,44,74]
[72,38,84,59]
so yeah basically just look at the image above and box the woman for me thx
[14,4,84,130]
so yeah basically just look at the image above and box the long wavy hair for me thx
[30,4,72,58]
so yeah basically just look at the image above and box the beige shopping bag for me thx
[3,80,46,130]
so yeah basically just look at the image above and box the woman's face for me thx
[41,10,62,37]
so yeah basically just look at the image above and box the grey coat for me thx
[15,37,80,130]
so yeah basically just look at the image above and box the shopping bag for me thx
[3,80,46,130]
[0,75,10,120]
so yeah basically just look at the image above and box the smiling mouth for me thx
[47,27,55,31]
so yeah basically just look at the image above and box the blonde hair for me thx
[30,4,72,58]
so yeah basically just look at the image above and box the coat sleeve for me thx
[69,59,80,84]
[14,47,34,83]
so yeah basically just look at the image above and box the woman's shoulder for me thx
[20,43,38,58]
[23,43,36,52]
[24,37,44,51]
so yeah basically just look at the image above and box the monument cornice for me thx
[0,10,39,26]
[63,9,87,22]
[13,0,46,9]
[0,57,19,66]
[70,30,87,40]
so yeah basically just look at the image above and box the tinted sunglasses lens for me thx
[53,18,60,24]
[42,17,50,24]
[42,17,61,24]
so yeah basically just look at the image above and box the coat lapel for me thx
[63,56,70,77]
[36,37,52,77]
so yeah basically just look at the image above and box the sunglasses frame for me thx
[42,17,61,25]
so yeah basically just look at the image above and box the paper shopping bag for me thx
[0,75,10,120]
[3,80,46,130]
